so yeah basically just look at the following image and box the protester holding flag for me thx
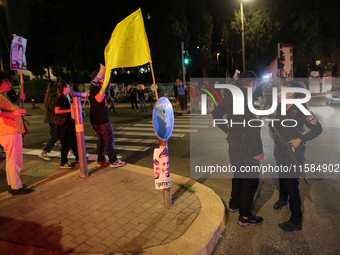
[0,71,33,195]
[89,70,126,168]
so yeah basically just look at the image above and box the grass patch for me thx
[177,182,196,193]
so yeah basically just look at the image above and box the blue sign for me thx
[152,97,174,141]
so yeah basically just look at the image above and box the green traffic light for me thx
[184,58,189,64]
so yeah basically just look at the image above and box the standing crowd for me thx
[0,69,324,234]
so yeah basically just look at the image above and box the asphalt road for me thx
[1,95,339,254]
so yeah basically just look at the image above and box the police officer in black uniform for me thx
[270,81,322,232]
[212,71,264,226]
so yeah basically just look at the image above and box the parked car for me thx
[326,86,340,104]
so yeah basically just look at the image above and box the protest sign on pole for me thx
[10,35,27,109]
[11,36,27,71]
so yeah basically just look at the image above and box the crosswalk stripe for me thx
[41,141,150,152]
[22,148,122,161]
[134,124,209,128]
[85,143,149,152]
[84,136,157,144]
[116,127,197,132]
[177,114,212,117]
[115,131,185,137]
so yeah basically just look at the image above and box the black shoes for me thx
[10,186,34,196]
[273,200,288,210]
[238,215,263,226]
[279,220,302,232]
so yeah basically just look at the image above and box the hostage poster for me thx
[10,36,27,71]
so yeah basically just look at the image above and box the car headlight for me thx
[326,94,332,99]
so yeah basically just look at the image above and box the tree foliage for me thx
[23,0,340,81]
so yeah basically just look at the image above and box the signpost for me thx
[152,97,174,208]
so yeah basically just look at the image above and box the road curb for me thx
[109,164,227,255]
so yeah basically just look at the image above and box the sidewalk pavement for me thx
[0,161,226,255]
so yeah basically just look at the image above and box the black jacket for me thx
[272,103,322,144]
[212,86,263,156]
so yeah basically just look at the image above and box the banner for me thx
[101,8,151,94]
[153,148,171,189]
[11,36,27,70]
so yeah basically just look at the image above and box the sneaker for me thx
[110,159,126,168]
[278,220,302,232]
[60,162,75,168]
[11,187,34,196]
[229,207,239,213]
[238,215,263,226]
[38,152,52,161]
[98,160,110,166]
[273,200,288,210]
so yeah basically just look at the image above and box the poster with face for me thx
[10,36,27,70]
[153,148,171,189]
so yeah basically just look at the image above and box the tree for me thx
[186,0,214,77]
[230,2,279,75]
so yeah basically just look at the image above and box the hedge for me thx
[23,79,51,103]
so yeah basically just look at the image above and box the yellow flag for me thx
[102,8,151,93]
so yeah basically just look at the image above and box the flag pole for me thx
[20,70,24,109]
[149,61,158,101]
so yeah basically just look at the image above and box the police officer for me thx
[269,81,322,232]
[212,70,264,226]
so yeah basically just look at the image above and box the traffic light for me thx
[277,43,285,69]
[184,50,190,65]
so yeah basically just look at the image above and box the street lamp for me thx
[217,53,220,77]
[240,0,251,73]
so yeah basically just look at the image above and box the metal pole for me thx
[160,140,172,208]
[72,95,88,178]
[181,42,185,85]
[217,53,220,77]
[240,2,246,73]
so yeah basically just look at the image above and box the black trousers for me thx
[59,118,79,164]
[179,95,186,110]
[228,146,259,217]
[274,144,305,225]
[131,99,138,110]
